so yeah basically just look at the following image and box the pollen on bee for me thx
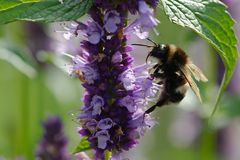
[74,70,81,75]
[74,70,86,83]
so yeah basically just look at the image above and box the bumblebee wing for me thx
[187,62,208,82]
[179,66,202,103]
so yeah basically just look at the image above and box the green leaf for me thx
[0,0,41,11]
[160,0,238,117]
[0,0,92,24]
[0,43,37,78]
[73,137,91,154]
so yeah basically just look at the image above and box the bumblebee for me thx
[133,39,208,114]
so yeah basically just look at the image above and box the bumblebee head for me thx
[146,44,169,63]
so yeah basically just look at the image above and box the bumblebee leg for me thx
[142,104,158,127]
[142,98,167,126]
[153,64,159,69]
[145,104,158,114]
[149,64,159,75]
[152,66,165,78]
[144,98,167,114]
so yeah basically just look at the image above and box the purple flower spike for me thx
[104,10,121,33]
[36,116,68,160]
[67,0,160,159]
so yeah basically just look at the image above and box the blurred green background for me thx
[0,1,239,160]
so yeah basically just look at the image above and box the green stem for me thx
[104,150,112,160]
[200,122,216,160]
[20,75,30,159]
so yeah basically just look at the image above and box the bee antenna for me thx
[146,38,157,46]
[131,43,154,48]
[146,53,151,63]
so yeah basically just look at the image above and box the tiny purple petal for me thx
[95,130,110,149]
[129,111,156,132]
[112,51,123,63]
[133,63,150,76]
[91,95,104,115]
[92,105,101,116]
[105,21,119,33]
[124,45,133,52]
[104,10,121,33]
[125,1,159,39]
[119,95,137,113]
[138,0,152,14]
[110,153,122,160]
[134,13,159,39]
[120,69,136,91]
[79,110,92,119]
[86,119,98,132]
[86,21,103,44]
[91,95,104,108]
[97,118,113,130]
[82,65,99,84]
[135,77,154,97]
[88,32,101,44]
[74,152,91,160]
